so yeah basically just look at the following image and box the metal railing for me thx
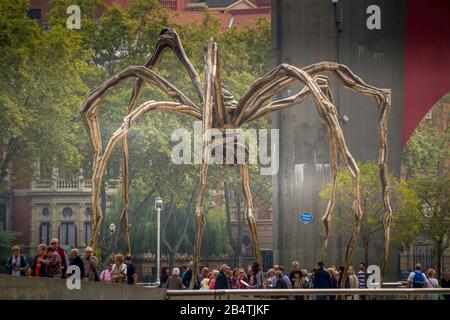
[166,288,450,300]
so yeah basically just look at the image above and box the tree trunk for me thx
[364,236,370,266]
[436,239,443,278]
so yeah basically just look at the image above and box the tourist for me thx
[312,261,331,300]
[338,266,350,288]
[357,262,367,300]
[231,268,240,289]
[293,270,305,300]
[100,263,113,282]
[273,265,291,288]
[167,267,185,289]
[441,268,450,300]
[238,268,249,288]
[215,264,231,289]
[195,267,209,289]
[6,245,29,277]
[274,271,288,288]
[200,273,210,290]
[69,248,85,279]
[159,266,170,288]
[31,244,47,277]
[327,267,339,300]
[248,262,263,289]
[289,260,301,287]
[348,266,359,300]
[111,254,127,284]
[50,238,69,279]
[209,270,219,290]
[425,268,440,300]
[246,264,253,281]
[82,246,99,281]
[181,261,194,288]
[43,245,61,278]
[125,254,138,285]
[301,269,311,288]
[264,268,276,288]
[407,263,427,300]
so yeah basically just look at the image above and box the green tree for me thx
[402,92,449,178]
[0,232,16,273]
[320,161,421,265]
[0,0,95,184]
[410,176,450,276]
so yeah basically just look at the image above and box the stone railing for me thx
[31,178,120,193]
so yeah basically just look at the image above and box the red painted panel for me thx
[403,0,450,146]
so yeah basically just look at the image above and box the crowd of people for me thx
[160,260,450,301]
[6,243,450,300]
[6,241,138,285]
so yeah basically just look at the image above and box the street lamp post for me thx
[108,223,116,262]
[155,197,163,285]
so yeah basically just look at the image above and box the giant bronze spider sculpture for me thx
[81,29,392,288]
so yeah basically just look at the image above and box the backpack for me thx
[412,272,425,288]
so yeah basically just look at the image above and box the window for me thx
[62,207,73,217]
[42,207,50,217]
[0,204,6,231]
[84,222,92,245]
[40,223,51,244]
[59,222,77,247]
[85,207,92,217]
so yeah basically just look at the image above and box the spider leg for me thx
[123,29,204,253]
[240,163,262,270]
[129,28,204,114]
[81,66,201,252]
[237,64,362,288]
[190,39,216,289]
[89,101,199,252]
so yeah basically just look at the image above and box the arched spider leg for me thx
[121,29,204,255]
[244,76,338,264]
[234,64,363,288]
[190,39,216,288]
[244,62,392,279]
[304,64,392,276]
[81,66,199,253]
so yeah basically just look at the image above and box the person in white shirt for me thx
[111,254,127,284]
[425,268,440,300]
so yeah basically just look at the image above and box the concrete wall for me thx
[0,274,166,300]
[272,0,406,279]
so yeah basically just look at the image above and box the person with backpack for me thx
[407,263,428,300]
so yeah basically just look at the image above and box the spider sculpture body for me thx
[81,29,392,288]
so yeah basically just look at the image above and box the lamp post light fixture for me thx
[155,197,163,285]
[109,222,116,236]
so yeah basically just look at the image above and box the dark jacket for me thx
[69,255,85,278]
[338,274,350,288]
[275,278,288,289]
[181,269,193,288]
[214,271,231,289]
[6,255,29,276]
[312,267,331,289]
